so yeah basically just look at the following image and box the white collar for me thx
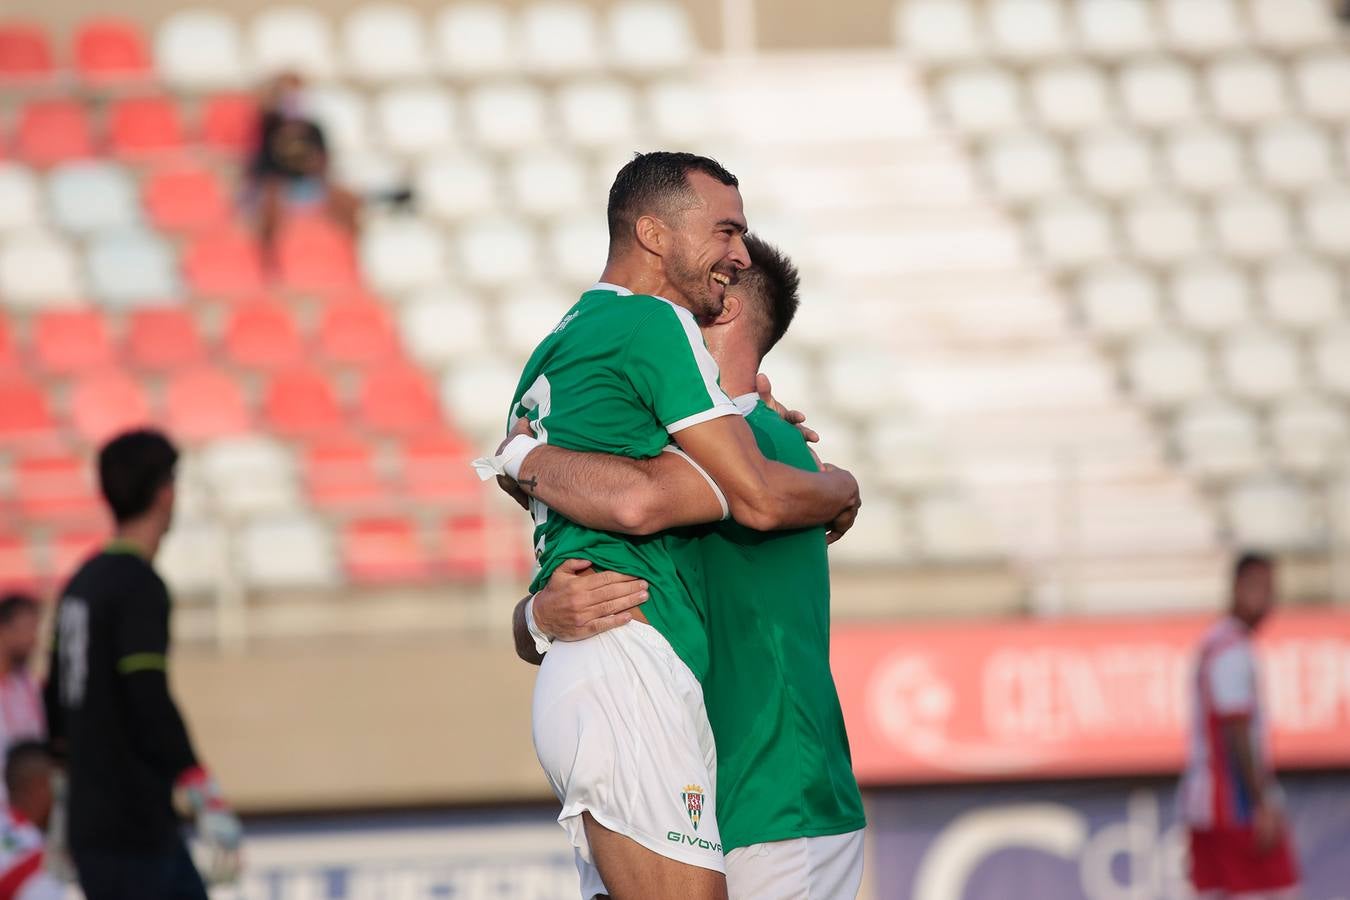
[732,392,758,416]
[590,281,633,296]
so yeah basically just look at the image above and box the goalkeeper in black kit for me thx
[44,429,241,899]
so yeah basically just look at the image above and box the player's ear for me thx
[713,292,743,326]
[634,214,665,256]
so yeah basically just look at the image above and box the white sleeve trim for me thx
[666,404,739,435]
[662,445,730,520]
[657,297,734,412]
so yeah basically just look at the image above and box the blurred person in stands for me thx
[0,741,65,899]
[0,593,44,803]
[44,429,241,900]
[1179,552,1300,900]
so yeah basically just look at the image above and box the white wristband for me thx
[471,434,542,482]
[525,594,552,654]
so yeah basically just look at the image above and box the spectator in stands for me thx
[0,741,65,898]
[0,593,45,803]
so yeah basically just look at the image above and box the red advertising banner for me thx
[832,609,1350,785]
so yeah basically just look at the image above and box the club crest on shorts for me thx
[681,784,704,831]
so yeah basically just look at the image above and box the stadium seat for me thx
[0,319,16,370]
[359,218,447,295]
[154,9,245,88]
[263,368,344,437]
[74,18,152,83]
[1253,121,1333,191]
[0,22,53,82]
[157,519,226,595]
[1075,0,1157,58]
[126,308,205,369]
[200,436,299,516]
[1076,264,1161,338]
[457,217,539,286]
[439,514,532,580]
[1261,256,1341,330]
[201,93,257,153]
[358,364,442,435]
[415,153,498,222]
[0,534,38,593]
[1272,396,1347,474]
[1174,400,1262,480]
[1293,53,1350,121]
[1225,479,1317,550]
[238,515,336,589]
[608,1,696,71]
[546,217,607,285]
[318,300,398,365]
[343,517,432,583]
[1118,59,1199,128]
[869,420,953,492]
[108,96,186,159]
[87,229,178,305]
[433,2,518,76]
[1207,54,1287,124]
[496,286,574,357]
[1315,326,1350,396]
[439,358,518,438]
[307,87,369,151]
[0,377,55,445]
[0,232,82,308]
[1172,259,1251,334]
[1221,327,1302,402]
[16,101,95,166]
[1075,129,1156,198]
[1164,125,1245,195]
[33,310,116,373]
[224,301,304,369]
[1250,0,1338,51]
[0,164,42,231]
[47,162,139,233]
[68,370,153,442]
[982,133,1067,203]
[342,3,430,82]
[1160,0,1245,56]
[374,84,456,156]
[1122,193,1204,264]
[936,66,1023,134]
[915,494,1003,562]
[183,228,264,296]
[143,166,229,232]
[466,81,548,149]
[1212,190,1292,261]
[1029,196,1114,268]
[338,150,411,198]
[276,216,360,292]
[164,368,251,440]
[249,6,336,79]
[557,80,639,147]
[646,80,712,144]
[398,289,490,367]
[829,497,909,565]
[303,437,385,509]
[1126,332,1212,407]
[521,1,599,74]
[15,454,101,522]
[397,432,477,505]
[1302,187,1350,255]
[50,530,110,581]
[895,0,982,62]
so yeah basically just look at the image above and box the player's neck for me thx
[112,520,163,562]
[597,261,687,311]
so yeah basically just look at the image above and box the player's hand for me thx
[535,558,649,640]
[1252,800,1281,853]
[756,373,819,444]
[822,463,861,544]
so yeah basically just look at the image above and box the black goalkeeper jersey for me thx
[44,546,199,852]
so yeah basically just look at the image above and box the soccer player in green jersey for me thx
[503,236,866,899]
[477,154,860,900]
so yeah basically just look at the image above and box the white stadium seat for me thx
[1030,196,1115,268]
[1253,121,1333,191]
[0,232,82,309]
[1127,332,1212,407]
[360,218,448,295]
[1174,400,1262,480]
[155,9,246,88]
[331,148,406,194]
[158,520,227,596]
[342,4,430,82]
[1225,479,1318,551]
[1164,125,1245,195]
[756,346,817,414]
[1119,58,1200,128]
[522,1,599,75]
[1123,193,1204,264]
[546,217,608,285]
[1207,54,1287,124]
[1220,327,1302,401]
[1077,264,1161,338]
[870,420,955,492]
[897,0,982,62]
[608,0,696,71]
[1029,63,1112,133]
[1250,0,1338,52]
[47,162,139,233]
[200,437,299,517]
[829,497,909,565]
[1213,190,1293,261]
[457,217,540,286]
[308,86,369,151]
[1160,0,1245,56]
[87,229,178,305]
[1076,0,1157,59]
[467,82,549,150]
[983,133,1067,202]
[988,0,1068,60]
[646,80,712,144]
[821,350,900,420]
[434,2,519,77]
[1313,326,1350,396]
[1293,53,1350,121]
[398,288,492,367]
[1302,186,1350,255]
[937,66,1023,134]
[250,6,336,79]
[1076,129,1156,198]
[440,357,522,439]
[0,164,42,231]
[239,516,337,589]
[1272,396,1348,474]
[1172,259,1250,335]
[916,494,1003,562]
[374,84,456,156]
[496,284,576,358]
[1261,256,1342,330]
[416,153,499,222]
[509,149,590,218]
[556,80,638,147]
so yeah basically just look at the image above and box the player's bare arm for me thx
[1221,715,1281,850]
[511,559,651,664]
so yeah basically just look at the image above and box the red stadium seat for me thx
[0,22,54,82]
[0,533,38,594]
[223,301,304,369]
[358,365,441,435]
[68,370,152,443]
[143,166,230,232]
[164,368,250,441]
[16,101,94,166]
[74,18,151,83]
[126,309,205,370]
[318,300,398,365]
[342,517,432,583]
[303,438,385,509]
[0,319,18,370]
[277,216,360,292]
[15,454,101,522]
[398,432,478,506]
[183,228,264,296]
[439,515,532,580]
[263,368,343,437]
[0,377,56,445]
[32,310,116,374]
[108,96,185,159]
[201,93,257,154]
[51,529,108,580]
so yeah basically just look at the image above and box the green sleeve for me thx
[623,304,736,434]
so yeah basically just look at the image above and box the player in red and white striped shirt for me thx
[1178,552,1299,900]
[0,595,45,808]
[0,741,64,900]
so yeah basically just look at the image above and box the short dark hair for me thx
[4,740,49,797]
[1234,551,1273,582]
[0,593,38,627]
[738,234,801,357]
[607,151,739,250]
[98,429,179,524]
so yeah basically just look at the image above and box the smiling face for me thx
[661,171,750,320]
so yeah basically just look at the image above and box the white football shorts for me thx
[532,620,724,898]
[725,829,865,900]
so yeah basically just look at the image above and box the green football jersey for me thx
[677,398,866,851]
[510,283,737,680]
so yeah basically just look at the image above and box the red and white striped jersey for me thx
[0,674,44,807]
[0,808,62,900]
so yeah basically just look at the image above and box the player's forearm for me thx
[1222,719,1268,806]
[513,595,544,666]
[124,673,199,779]
[743,461,860,531]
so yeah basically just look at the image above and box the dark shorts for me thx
[1190,826,1300,893]
[74,838,207,900]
